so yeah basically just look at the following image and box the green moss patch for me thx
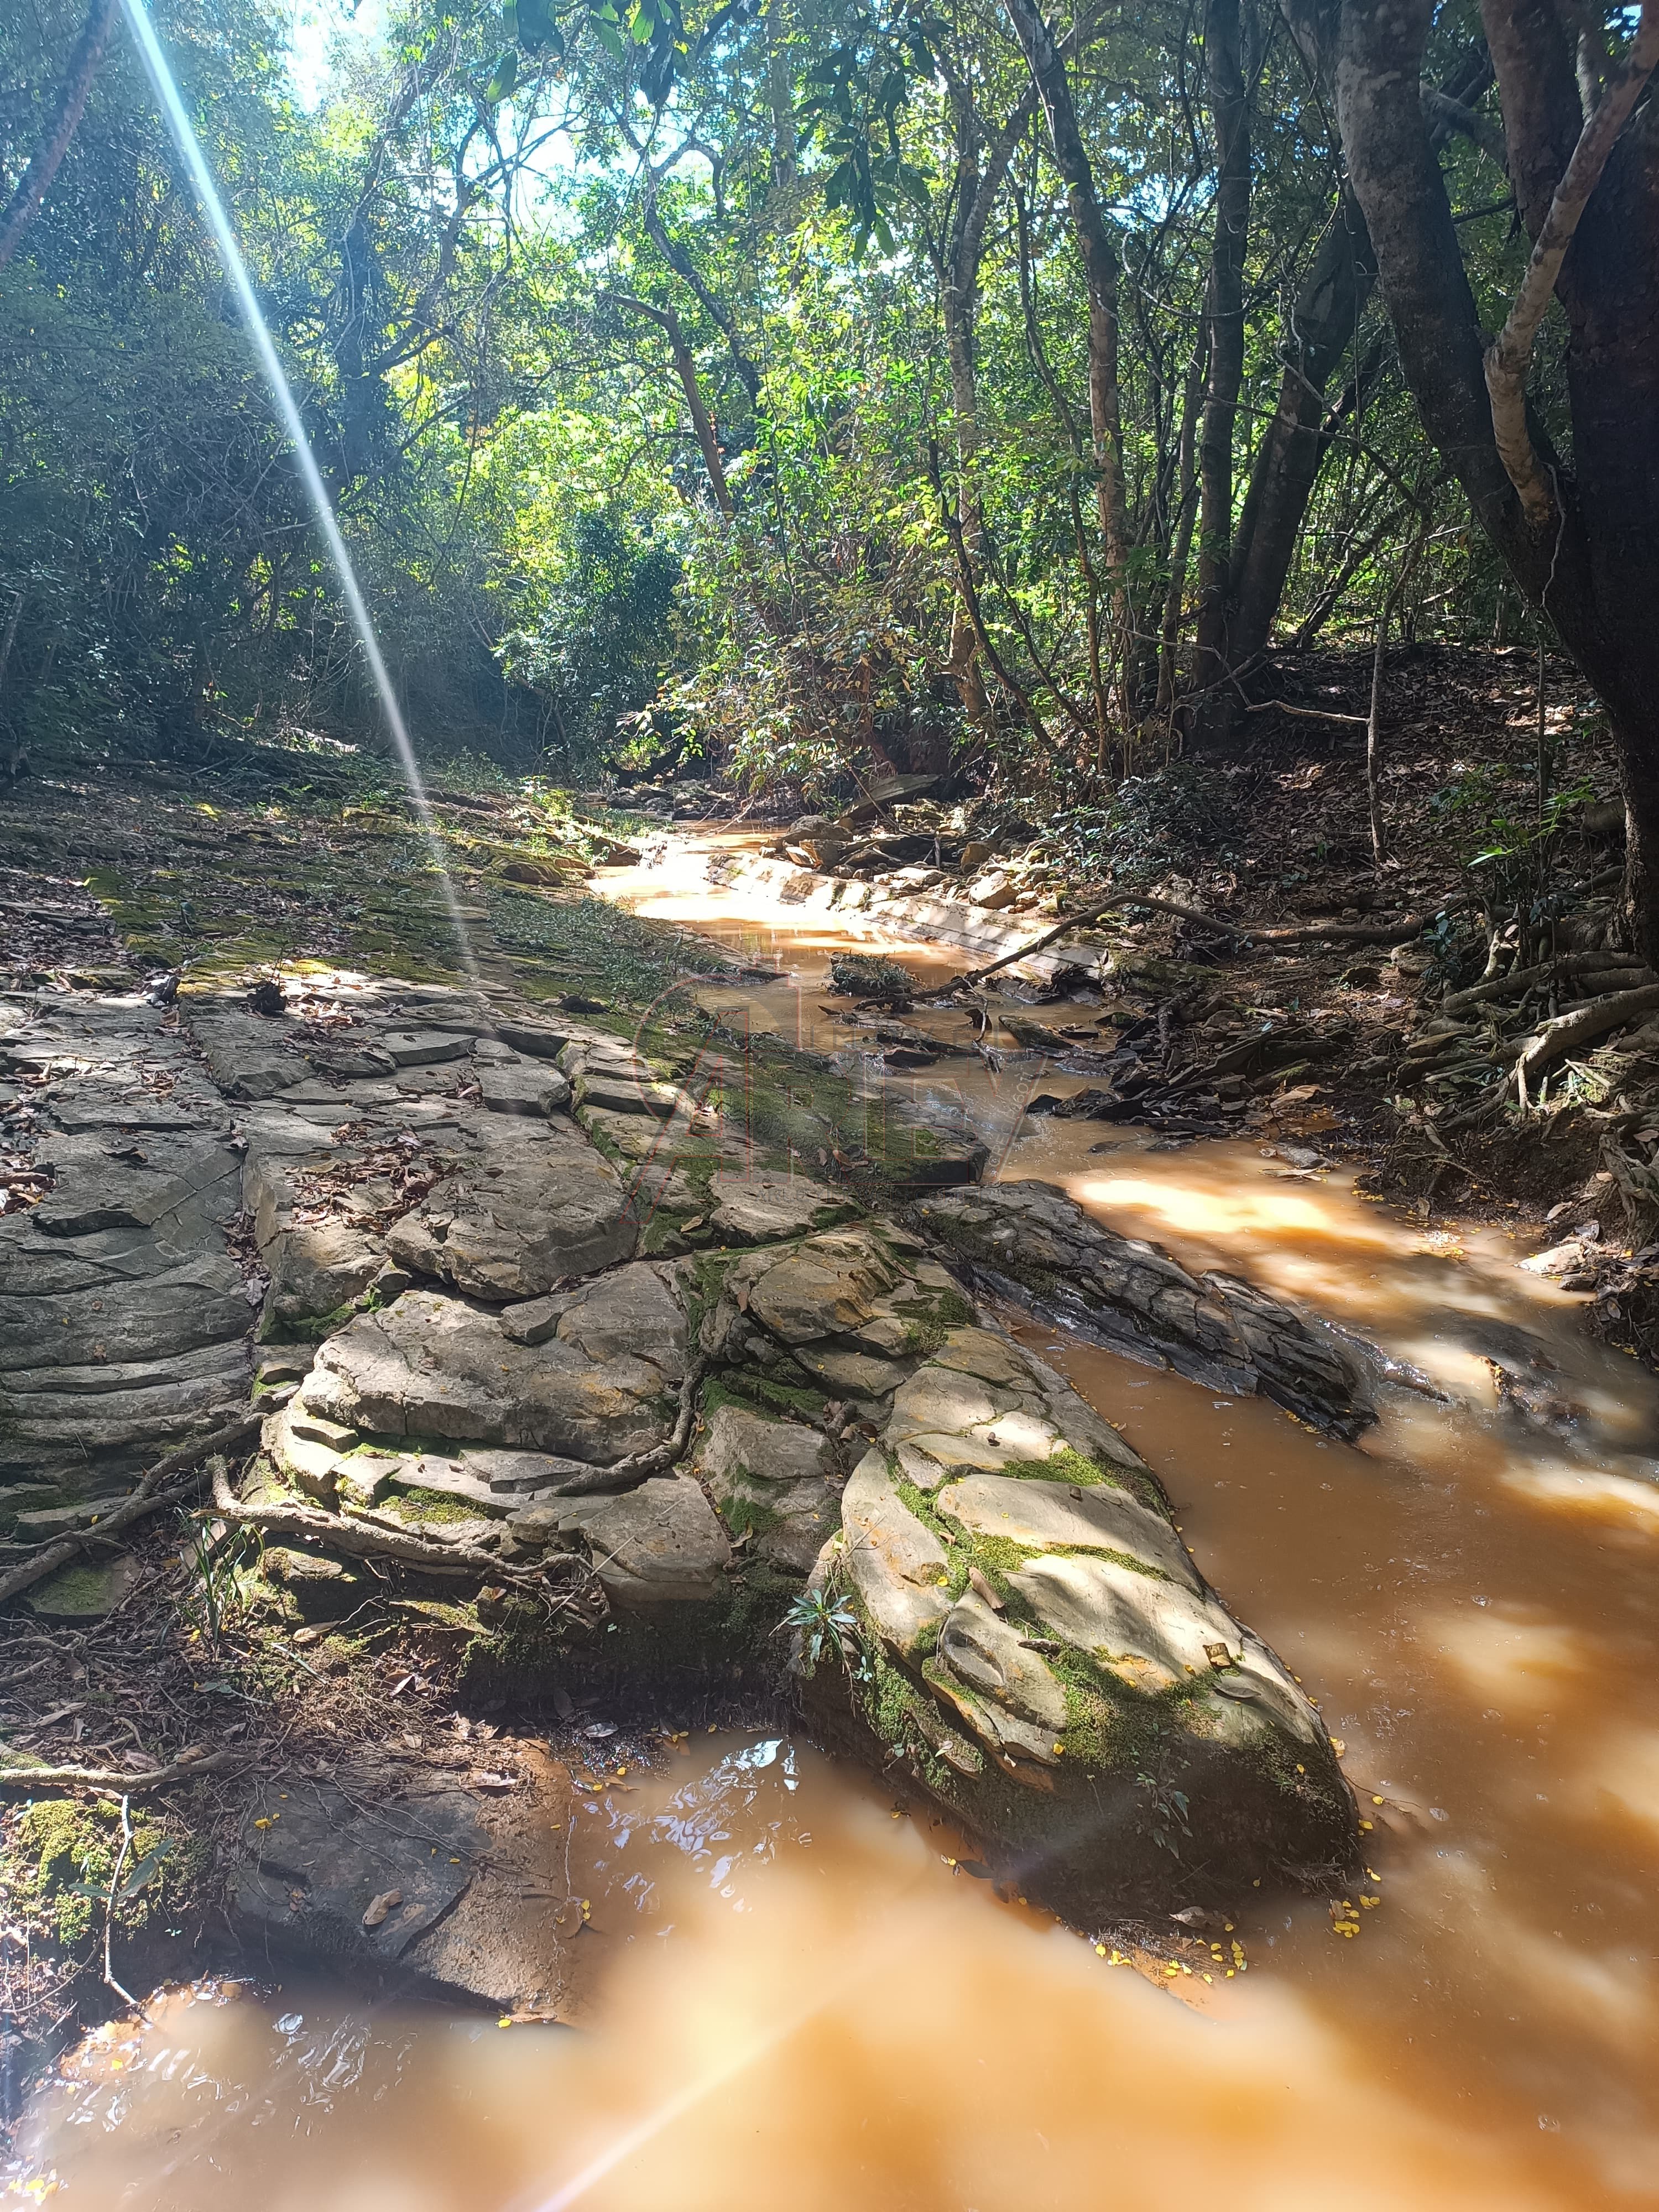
[2,1798,189,1949]
[383,1485,481,1525]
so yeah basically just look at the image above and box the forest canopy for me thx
[3,0,1657,928]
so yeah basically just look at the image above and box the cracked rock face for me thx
[695,1225,973,1412]
[298,1266,684,1471]
[385,1115,638,1298]
[910,1179,1371,1437]
[690,1403,837,1575]
[0,997,252,1499]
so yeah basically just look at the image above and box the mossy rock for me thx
[2,1797,191,1949]
[25,1555,142,1621]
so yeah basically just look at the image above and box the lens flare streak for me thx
[119,0,481,987]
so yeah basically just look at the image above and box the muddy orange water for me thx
[17,836,1659,2208]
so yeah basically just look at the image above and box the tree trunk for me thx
[933,77,1035,737]
[609,294,734,519]
[1156,346,1206,716]
[1225,185,1376,667]
[1326,0,1659,958]
[1191,0,1253,737]
[1004,0,1130,617]
[0,0,119,269]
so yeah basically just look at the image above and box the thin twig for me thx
[102,1793,143,2012]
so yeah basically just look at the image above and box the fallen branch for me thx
[0,1747,244,1794]
[1509,983,1659,1103]
[103,1793,142,2010]
[0,1410,261,1606]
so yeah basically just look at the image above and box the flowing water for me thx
[16,833,1659,2208]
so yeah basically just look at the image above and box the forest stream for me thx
[15,834,1659,2210]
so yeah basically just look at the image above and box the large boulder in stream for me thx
[800,1324,1355,1918]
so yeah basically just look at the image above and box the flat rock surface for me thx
[229,1751,578,2016]
[936,1469,1199,1585]
[551,1475,731,1604]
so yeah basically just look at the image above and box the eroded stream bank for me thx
[12,822,1659,2208]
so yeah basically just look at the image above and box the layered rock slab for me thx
[281,1262,687,1495]
[0,994,252,1500]
[910,1178,1371,1437]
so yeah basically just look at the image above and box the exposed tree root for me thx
[207,1458,539,1582]
[1509,984,1659,1104]
[953,891,1437,990]
[0,1411,262,1606]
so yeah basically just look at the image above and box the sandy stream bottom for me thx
[15,836,1659,2209]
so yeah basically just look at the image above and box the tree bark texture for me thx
[1324,0,1659,958]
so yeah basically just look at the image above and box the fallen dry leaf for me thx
[362,1888,402,1928]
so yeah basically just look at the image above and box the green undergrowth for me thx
[702,1369,829,1421]
[997,1446,1125,1490]
[3,1798,195,1950]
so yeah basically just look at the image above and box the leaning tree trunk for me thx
[0,0,118,269]
[1190,0,1253,742]
[1322,0,1659,958]
[1004,0,1131,630]
[1225,184,1376,669]
[1197,48,1494,724]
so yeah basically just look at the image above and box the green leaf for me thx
[117,1841,174,1902]
[589,11,627,57]
[483,45,519,100]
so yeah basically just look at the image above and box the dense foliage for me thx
[0,0,1647,806]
